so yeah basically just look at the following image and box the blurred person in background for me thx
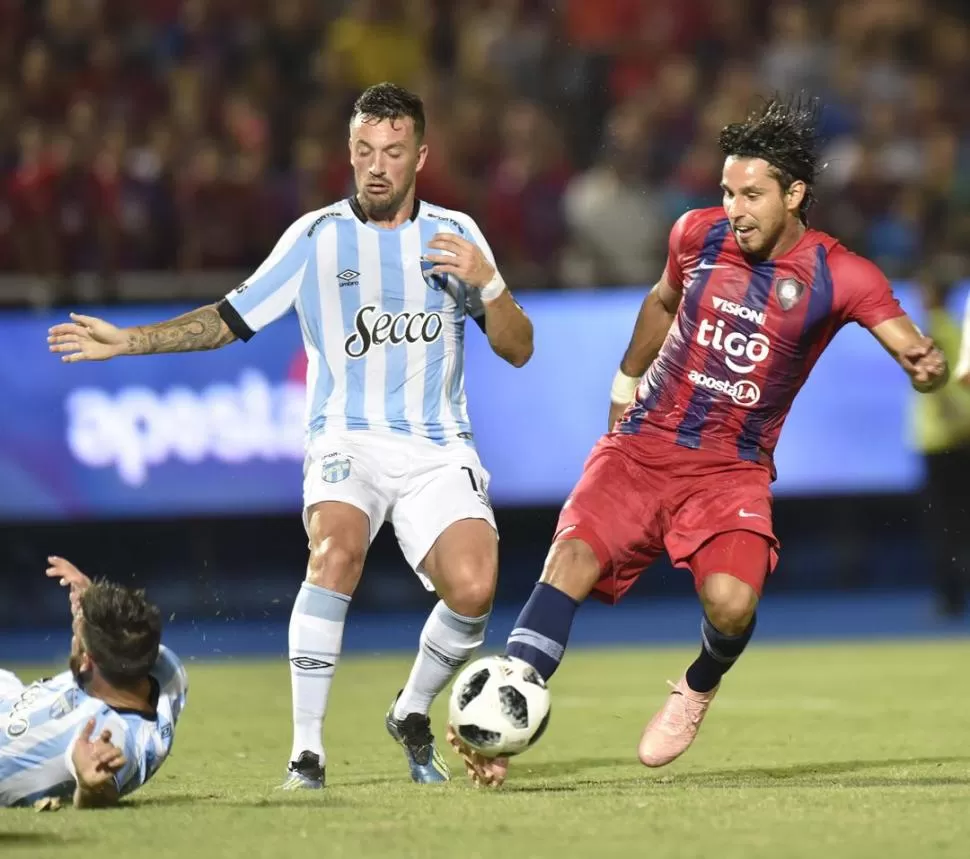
[484,99,570,290]
[561,99,665,287]
[912,262,970,617]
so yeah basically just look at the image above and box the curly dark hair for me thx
[719,96,822,223]
[80,580,162,688]
[351,82,426,139]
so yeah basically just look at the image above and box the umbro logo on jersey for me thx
[290,656,335,671]
[337,269,360,285]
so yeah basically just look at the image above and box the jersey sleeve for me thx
[64,709,140,796]
[828,248,905,329]
[217,211,317,341]
[662,209,708,292]
[152,645,188,725]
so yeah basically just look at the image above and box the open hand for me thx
[46,556,92,619]
[48,314,127,362]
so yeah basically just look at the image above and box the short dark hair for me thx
[351,82,426,139]
[80,580,162,688]
[719,96,822,222]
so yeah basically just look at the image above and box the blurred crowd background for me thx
[2,0,970,303]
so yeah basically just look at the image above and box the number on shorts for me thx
[461,466,479,492]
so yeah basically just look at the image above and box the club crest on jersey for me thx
[776,278,806,311]
[49,688,79,720]
[421,259,448,291]
[320,454,351,484]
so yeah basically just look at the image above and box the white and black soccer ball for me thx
[448,655,551,758]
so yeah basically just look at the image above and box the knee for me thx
[539,537,601,602]
[306,539,365,595]
[441,559,496,617]
[699,573,758,634]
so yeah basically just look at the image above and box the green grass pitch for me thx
[3,640,969,859]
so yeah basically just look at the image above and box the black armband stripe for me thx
[217,298,255,342]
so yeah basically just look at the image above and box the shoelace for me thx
[658,680,705,730]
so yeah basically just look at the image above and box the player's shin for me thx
[505,582,581,681]
[288,582,350,764]
[394,601,489,719]
[684,612,757,693]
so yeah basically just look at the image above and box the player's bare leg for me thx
[449,535,601,787]
[388,518,496,784]
[282,501,368,791]
[638,569,759,768]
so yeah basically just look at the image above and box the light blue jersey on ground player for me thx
[219,198,491,446]
[0,645,187,807]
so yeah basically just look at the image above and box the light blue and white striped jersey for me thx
[0,645,187,807]
[219,198,492,446]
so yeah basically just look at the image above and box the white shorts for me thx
[302,431,497,590]
[0,669,24,703]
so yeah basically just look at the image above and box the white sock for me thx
[288,582,350,764]
[393,601,489,720]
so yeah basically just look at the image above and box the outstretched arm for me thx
[607,273,681,429]
[50,211,317,363]
[48,303,237,362]
[126,304,236,354]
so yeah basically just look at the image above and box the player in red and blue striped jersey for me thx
[449,98,948,787]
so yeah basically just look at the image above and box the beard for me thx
[358,183,410,222]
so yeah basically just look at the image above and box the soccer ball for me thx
[448,655,551,758]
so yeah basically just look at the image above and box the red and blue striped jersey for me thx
[620,207,905,471]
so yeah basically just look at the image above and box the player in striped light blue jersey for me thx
[1,557,186,809]
[48,82,533,789]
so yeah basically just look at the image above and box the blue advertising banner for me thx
[0,284,955,520]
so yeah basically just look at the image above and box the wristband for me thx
[610,369,640,404]
[480,271,507,303]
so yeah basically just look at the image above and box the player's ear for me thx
[785,180,806,215]
[415,142,428,173]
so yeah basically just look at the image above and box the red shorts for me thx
[556,430,780,604]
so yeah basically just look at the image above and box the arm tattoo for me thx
[126,304,237,355]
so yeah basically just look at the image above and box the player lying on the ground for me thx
[0,557,187,808]
[448,97,948,787]
[47,82,533,790]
